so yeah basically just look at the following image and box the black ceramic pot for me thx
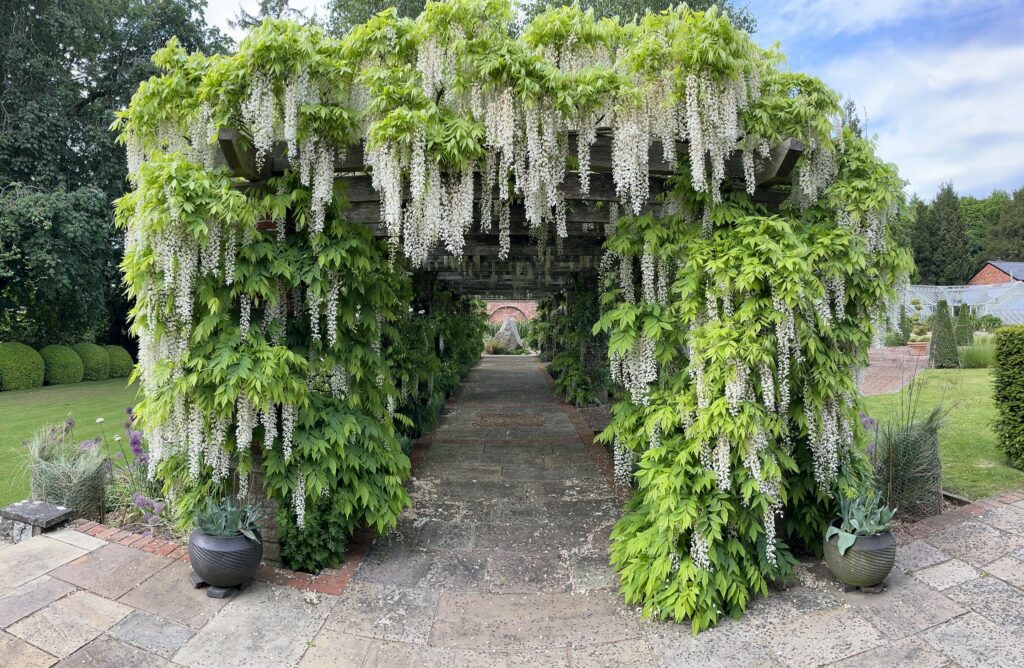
[823,519,895,588]
[188,529,262,589]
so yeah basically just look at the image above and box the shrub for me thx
[39,345,85,385]
[978,314,1004,332]
[929,301,958,368]
[104,345,134,378]
[994,326,1024,469]
[28,421,106,520]
[72,343,110,381]
[884,332,905,347]
[958,343,995,369]
[277,494,354,573]
[0,342,45,391]
[954,305,975,346]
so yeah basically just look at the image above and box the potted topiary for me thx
[824,492,896,591]
[188,499,263,598]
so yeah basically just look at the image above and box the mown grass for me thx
[0,379,140,506]
[862,368,1024,500]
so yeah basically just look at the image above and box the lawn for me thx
[862,368,1024,500]
[0,379,140,507]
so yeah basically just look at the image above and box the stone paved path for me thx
[3,356,1024,666]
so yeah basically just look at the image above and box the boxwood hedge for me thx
[72,343,111,381]
[39,345,85,385]
[104,345,134,378]
[994,326,1024,469]
[0,342,45,391]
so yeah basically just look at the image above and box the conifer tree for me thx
[930,300,959,368]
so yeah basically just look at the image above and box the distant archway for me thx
[484,300,537,323]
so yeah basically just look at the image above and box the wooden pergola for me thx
[217,130,803,298]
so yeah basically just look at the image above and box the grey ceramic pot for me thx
[823,520,896,588]
[188,529,262,589]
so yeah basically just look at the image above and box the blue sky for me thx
[206,0,1024,199]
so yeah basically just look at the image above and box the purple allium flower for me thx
[79,439,96,450]
[129,431,144,457]
[859,412,877,430]
[133,492,150,509]
[63,417,75,434]
[125,407,134,415]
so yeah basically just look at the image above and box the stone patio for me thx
[2,356,1024,666]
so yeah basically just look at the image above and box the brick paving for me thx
[860,346,929,396]
[2,356,1024,666]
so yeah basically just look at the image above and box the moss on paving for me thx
[863,368,1024,500]
[0,379,140,506]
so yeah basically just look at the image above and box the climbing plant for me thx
[115,0,910,628]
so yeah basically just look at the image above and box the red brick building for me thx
[968,261,1024,286]
[484,300,538,323]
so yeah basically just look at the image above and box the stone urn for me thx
[908,341,929,356]
[188,529,262,597]
[823,520,896,589]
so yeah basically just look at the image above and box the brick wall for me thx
[484,300,538,323]
[968,264,1013,286]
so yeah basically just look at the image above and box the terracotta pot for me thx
[823,520,895,588]
[908,341,930,356]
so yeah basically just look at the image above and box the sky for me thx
[204,0,1024,200]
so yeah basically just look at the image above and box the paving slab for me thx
[983,555,1024,587]
[0,536,87,597]
[429,590,641,650]
[107,610,194,658]
[322,581,438,644]
[926,520,1024,567]
[764,608,887,668]
[173,583,331,668]
[299,628,373,666]
[7,590,131,658]
[447,647,572,667]
[485,552,570,593]
[644,617,779,667]
[0,629,56,667]
[568,639,656,667]
[894,540,949,572]
[920,611,1024,667]
[829,635,950,668]
[117,560,230,629]
[58,634,176,667]
[840,569,965,639]
[912,558,980,590]
[977,506,1024,535]
[50,543,170,599]
[0,575,76,629]
[944,576,1024,630]
[43,528,107,552]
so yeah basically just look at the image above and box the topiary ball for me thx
[104,345,134,378]
[39,345,85,385]
[72,343,111,381]
[0,342,45,391]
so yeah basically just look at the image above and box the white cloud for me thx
[821,40,1024,196]
[757,0,1006,39]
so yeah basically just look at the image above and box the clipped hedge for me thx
[104,345,134,378]
[0,342,45,391]
[72,343,110,381]
[994,326,1024,469]
[39,345,85,385]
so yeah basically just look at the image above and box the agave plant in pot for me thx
[824,492,897,592]
[188,499,263,598]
